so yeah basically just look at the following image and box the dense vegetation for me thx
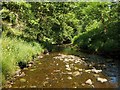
[1,1,120,85]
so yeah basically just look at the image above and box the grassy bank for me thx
[0,36,44,85]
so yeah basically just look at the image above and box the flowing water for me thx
[5,46,120,88]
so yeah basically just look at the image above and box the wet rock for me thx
[75,60,80,64]
[30,86,37,88]
[81,83,85,86]
[20,78,26,83]
[69,64,74,68]
[74,67,79,70]
[53,70,60,73]
[46,53,49,55]
[97,77,107,83]
[91,68,102,73]
[28,64,32,67]
[15,69,21,76]
[38,62,42,65]
[19,72,25,77]
[79,69,83,71]
[64,58,69,62]
[66,72,72,75]
[73,71,80,76]
[67,76,72,80]
[65,64,69,68]
[30,69,36,72]
[85,69,91,73]
[93,74,99,77]
[23,68,28,70]
[38,55,43,59]
[66,67,71,71]
[46,77,49,80]
[43,81,49,86]
[85,79,93,85]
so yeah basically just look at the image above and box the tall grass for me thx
[1,36,43,84]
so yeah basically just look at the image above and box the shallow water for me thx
[7,49,119,88]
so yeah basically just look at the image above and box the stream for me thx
[4,45,120,88]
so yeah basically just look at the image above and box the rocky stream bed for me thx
[4,50,119,88]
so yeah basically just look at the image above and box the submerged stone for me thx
[97,77,107,83]
[91,68,102,73]
[67,76,72,80]
[85,79,93,85]
[20,78,26,83]
[73,71,80,76]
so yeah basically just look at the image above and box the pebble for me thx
[82,83,85,86]
[85,70,91,73]
[65,64,69,68]
[43,81,49,86]
[66,72,72,75]
[19,72,25,77]
[66,67,71,71]
[28,64,32,67]
[53,70,60,72]
[23,68,28,70]
[79,69,83,71]
[73,71,80,76]
[91,68,102,73]
[20,78,26,83]
[38,56,43,59]
[85,79,93,85]
[30,86,37,88]
[97,77,107,83]
[67,76,72,80]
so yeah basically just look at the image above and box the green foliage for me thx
[1,36,43,82]
[72,2,120,53]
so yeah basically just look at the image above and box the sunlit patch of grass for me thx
[1,37,43,84]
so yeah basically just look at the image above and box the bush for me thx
[1,37,43,83]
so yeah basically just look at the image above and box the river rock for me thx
[82,83,85,86]
[73,71,80,76]
[30,86,37,88]
[23,68,28,70]
[28,64,32,67]
[53,70,60,73]
[66,67,71,71]
[43,81,49,86]
[79,69,83,71]
[19,72,25,77]
[85,69,91,73]
[28,61,34,64]
[65,64,69,68]
[91,68,102,73]
[74,67,79,70]
[67,76,72,80]
[15,69,21,76]
[20,78,26,83]
[94,74,99,77]
[30,69,36,71]
[38,55,43,59]
[97,77,107,83]
[66,72,72,75]
[85,79,93,85]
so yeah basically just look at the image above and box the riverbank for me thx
[1,37,44,86]
[4,51,118,88]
